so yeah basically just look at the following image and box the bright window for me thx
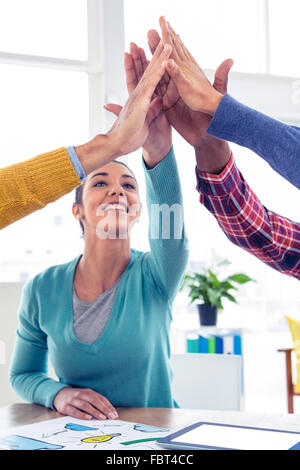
[0,64,89,281]
[124,0,262,73]
[0,0,87,60]
[269,0,300,77]
[0,65,88,166]
[0,1,89,282]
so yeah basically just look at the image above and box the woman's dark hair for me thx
[74,183,85,235]
[74,160,137,236]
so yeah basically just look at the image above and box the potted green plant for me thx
[181,264,254,326]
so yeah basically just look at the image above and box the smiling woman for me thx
[8,30,189,418]
[9,146,189,419]
[73,160,138,237]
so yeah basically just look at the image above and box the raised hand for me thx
[105,42,172,169]
[104,40,172,159]
[75,40,172,175]
[147,28,233,148]
[159,16,227,115]
[148,22,232,173]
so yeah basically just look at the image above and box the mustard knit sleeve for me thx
[0,147,81,229]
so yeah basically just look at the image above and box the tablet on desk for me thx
[157,422,300,450]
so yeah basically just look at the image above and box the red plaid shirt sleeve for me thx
[196,154,300,280]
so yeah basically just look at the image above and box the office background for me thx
[0,0,299,413]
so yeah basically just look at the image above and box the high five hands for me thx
[105,15,233,172]
[104,39,172,159]
[158,16,233,116]
[148,16,234,173]
[75,38,172,175]
[105,41,172,169]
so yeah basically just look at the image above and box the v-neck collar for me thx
[64,253,134,353]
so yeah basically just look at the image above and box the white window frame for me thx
[0,0,127,141]
[203,0,300,126]
[0,0,298,146]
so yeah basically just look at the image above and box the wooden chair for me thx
[278,348,300,413]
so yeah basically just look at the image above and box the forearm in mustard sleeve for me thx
[0,147,81,229]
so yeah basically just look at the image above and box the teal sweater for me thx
[10,148,189,409]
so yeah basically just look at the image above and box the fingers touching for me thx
[159,16,170,47]
[156,16,228,114]
[119,15,232,137]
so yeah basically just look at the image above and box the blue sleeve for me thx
[9,280,68,409]
[142,147,189,300]
[67,146,86,182]
[207,94,300,190]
